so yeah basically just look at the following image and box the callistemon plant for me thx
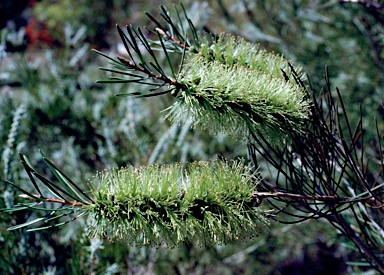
[88,160,267,246]
[1,4,308,247]
[110,31,310,142]
[3,6,383,272]
[166,35,310,142]
[4,154,267,246]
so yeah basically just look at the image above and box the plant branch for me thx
[116,56,178,87]
[155,28,191,51]
[18,189,379,209]
[252,191,377,204]
[18,194,92,207]
[330,212,384,271]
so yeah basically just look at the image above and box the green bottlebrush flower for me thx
[87,160,268,247]
[167,35,310,141]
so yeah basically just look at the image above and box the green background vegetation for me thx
[0,0,382,274]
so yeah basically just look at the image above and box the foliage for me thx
[98,24,309,141]
[32,0,125,48]
[1,1,384,274]
[91,4,384,271]
[3,153,266,248]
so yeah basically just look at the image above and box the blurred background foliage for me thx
[0,0,382,274]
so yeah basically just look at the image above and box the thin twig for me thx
[155,28,191,50]
[252,192,377,204]
[19,194,91,207]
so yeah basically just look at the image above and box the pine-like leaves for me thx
[96,25,310,141]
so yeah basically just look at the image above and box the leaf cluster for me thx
[96,20,310,142]
[248,69,384,271]
[2,153,90,231]
[94,4,199,97]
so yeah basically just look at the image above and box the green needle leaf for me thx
[8,217,46,231]
[6,180,45,202]
[92,49,121,65]
[43,157,92,202]
[157,30,176,78]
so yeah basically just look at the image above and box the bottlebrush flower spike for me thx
[87,160,268,246]
[167,35,310,142]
